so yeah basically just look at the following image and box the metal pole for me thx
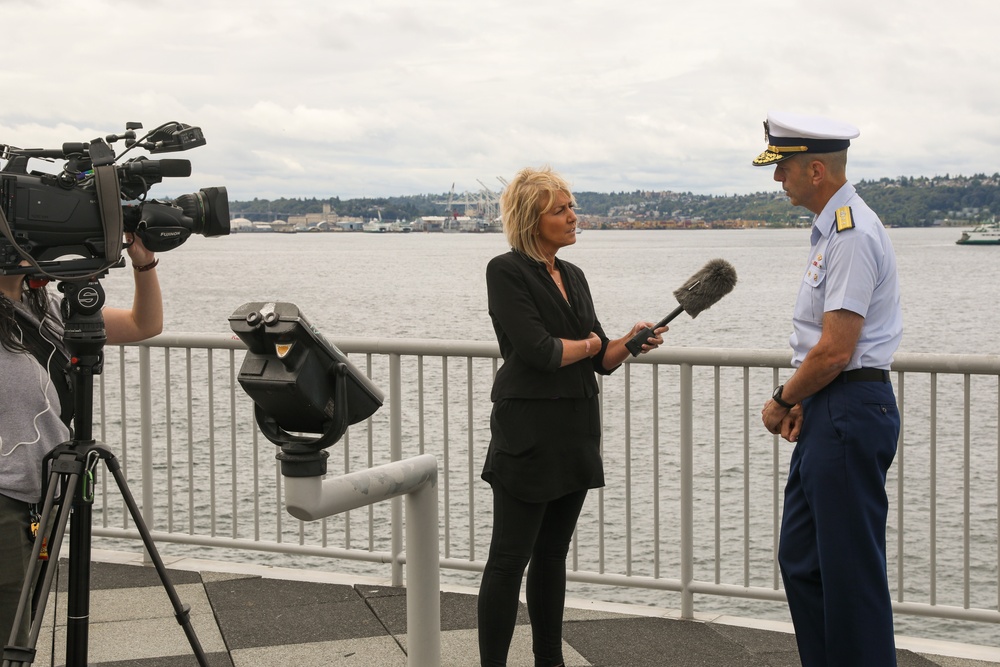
[404,468,440,667]
[283,455,440,667]
[140,345,154,564]
[680,363,694,618]
[390,353,403,587]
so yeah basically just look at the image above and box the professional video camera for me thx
[0,120,230,278]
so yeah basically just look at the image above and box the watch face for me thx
[772,385,790,407]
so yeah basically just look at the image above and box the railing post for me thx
[390,353,403,587]
[680,362,694,618]
[283,455,440,667]
[405,470,441,666]
[139,345,154,564]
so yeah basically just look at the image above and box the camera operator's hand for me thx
[105,233,163,345]
[124,232,156,270]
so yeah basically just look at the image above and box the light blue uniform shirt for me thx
[789,182,902,369]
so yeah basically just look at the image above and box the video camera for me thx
[0,121,230,278]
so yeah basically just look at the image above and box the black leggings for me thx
[477,484,587,667]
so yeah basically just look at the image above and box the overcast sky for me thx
[3,0,999,201]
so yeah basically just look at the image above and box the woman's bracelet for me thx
[133,258,159,272]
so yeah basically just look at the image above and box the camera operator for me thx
[0,235,162,647]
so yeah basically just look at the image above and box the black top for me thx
[483,250,617,501]
[486,249,616,401]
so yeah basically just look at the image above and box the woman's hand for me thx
[124,233,155,268]
[104,233,163,345]
[627,321,668,354]
[601,321,668,369]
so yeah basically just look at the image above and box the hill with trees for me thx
[229,173,1000,228]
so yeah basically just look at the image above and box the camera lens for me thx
[174,186,231,238]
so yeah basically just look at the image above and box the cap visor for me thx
[752,149,790,166]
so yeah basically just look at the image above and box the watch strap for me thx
[773,385,794,409]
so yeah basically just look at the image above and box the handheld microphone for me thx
[624,258,738,356]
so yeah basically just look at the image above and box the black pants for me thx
[478,484,587,667]
[0,494,33,648]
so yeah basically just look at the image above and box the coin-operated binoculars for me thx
[230,302,440,666]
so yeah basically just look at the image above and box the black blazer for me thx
[486,250,616,402]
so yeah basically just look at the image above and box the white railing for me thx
[88,333,1000,637]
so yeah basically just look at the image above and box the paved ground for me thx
[7,550,999,666]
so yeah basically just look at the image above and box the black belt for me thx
[838,368,890,383]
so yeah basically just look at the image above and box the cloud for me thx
[3,0,1000,200]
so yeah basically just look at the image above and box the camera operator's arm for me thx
[104,235,163,345]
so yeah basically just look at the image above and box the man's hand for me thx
[762,398,789,435]
[779,404,803,443]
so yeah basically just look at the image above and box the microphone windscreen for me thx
[121,158,192,178]
[157,159,193,178]
[673,258,737,318]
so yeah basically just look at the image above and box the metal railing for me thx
[89,333,1000,634]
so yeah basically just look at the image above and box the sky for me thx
[3,0,1000,202]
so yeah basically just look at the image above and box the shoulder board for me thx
[835,206,855,233]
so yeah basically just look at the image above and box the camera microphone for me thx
[121,158,192,178]
[62,142,89,155]
[624,258,738,356]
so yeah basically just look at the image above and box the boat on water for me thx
[956,220,1000,245]
[362,220,392,233]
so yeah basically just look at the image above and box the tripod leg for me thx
[65,489,92,665]
[103,453,210,667]
[3,456,82,667]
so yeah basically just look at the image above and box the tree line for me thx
[228,174,1000,227]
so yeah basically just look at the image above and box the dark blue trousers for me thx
[778,379,899,667]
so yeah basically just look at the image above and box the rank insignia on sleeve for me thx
[835,206,855,233]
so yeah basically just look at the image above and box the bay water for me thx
[105,225,997,354]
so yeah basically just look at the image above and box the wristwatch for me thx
[772,385,794,410]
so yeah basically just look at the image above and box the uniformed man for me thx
[755,111,903,667]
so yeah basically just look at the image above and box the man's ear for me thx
[807,158,826,186]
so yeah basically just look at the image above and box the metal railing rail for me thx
[89,333,1000,630]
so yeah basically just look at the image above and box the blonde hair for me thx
[500,166,576,263]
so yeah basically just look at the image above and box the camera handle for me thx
[2,278,209,667]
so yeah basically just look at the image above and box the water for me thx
[95,226,999,646]
[104,226,998,355]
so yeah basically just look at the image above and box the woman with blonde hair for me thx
[478,166,667,666]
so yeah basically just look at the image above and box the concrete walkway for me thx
[11,550,999,666]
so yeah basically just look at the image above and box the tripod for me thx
[2,277,208,667]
